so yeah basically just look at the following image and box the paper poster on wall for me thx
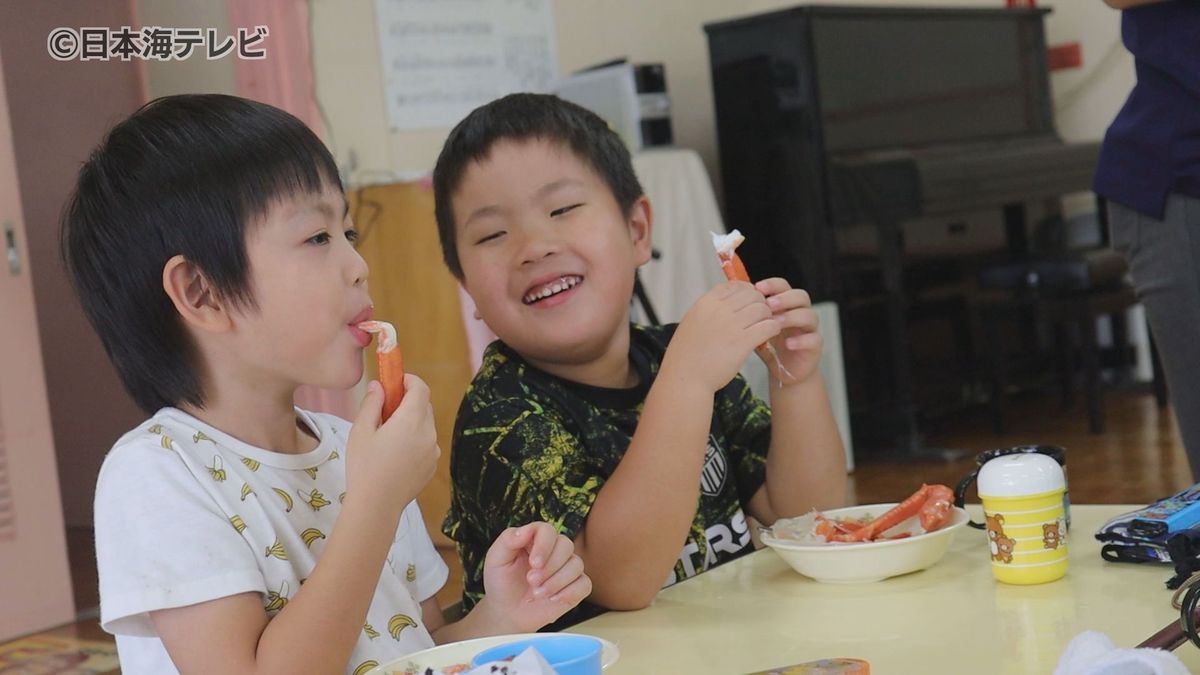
[374,0,559,130]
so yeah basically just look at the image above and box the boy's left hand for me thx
[755,278,823,384]
[479,523,591,633]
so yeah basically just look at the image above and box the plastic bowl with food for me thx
[471,635,603,675]
[760,503,970,583]
[368,633,619,675]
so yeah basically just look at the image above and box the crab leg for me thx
[814,484,957,543]
[711,230,795,383]
[832,484,933,542]
[357,320,405,422]
[718,248,752,283]
[918,484,956,532]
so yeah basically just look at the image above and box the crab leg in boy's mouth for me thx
[357,320,405,421]
[711,229,795,384]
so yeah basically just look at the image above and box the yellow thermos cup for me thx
[978,453,1068,584]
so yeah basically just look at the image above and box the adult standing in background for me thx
[1096,0,1200,479]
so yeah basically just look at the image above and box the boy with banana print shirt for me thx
[64,95,590,675]
[101,411,439,673]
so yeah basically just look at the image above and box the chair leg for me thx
[951,298,975,384]
[1054,322,1073,410]
[1079,313,1105,434]
[983,307,1006,435]
[1110,311,1130,384]
[1150,329,1169,409]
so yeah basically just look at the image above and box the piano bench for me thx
[975,252,1166,435]
[977,249,1128,294]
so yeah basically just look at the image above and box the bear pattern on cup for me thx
[986,513,1016,563]
[1043,518,1067,550]
[982,501,1069,584]
[984,500,1068,569]
[977,452,1069,584]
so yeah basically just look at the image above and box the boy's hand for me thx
[477,523,591,633]
[664,281,781,392]
[345,375,439,516]
[756,278,823,384]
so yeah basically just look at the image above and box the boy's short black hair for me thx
[432,93,644,279]
[61,94,341,414]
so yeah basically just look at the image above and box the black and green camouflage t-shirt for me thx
[442,323,772,627]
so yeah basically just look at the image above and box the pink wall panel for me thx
[0,41,76,641]
[0,0,147,527]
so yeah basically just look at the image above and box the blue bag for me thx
[1095,484,1200,564]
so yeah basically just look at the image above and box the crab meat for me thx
[356,320,397,353]
[711,229,746,256]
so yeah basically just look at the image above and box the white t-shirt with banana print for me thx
[95,407,447,675]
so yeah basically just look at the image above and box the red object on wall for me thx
[1006,0,1037,7]
[1048,42,1084,71]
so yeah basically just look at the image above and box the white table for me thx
[572,505,1198,674]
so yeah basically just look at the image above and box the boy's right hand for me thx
[664,281,781,393]
[346,375,439,515]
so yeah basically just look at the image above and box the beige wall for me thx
[310,0,1133,191]
[1048,2,1130,142]
[137,0,237,97]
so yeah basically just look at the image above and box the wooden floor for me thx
[849,386,1193,506]
[9,386,1191,671]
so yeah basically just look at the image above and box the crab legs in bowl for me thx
[815,484,956,543]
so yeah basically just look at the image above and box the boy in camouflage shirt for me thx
[434,94,847,626]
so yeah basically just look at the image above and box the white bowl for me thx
[760,503,970,583]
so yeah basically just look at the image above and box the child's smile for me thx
[522,274,583,306]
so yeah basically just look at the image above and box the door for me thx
[0,42,75,640]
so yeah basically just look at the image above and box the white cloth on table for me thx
[1053,630,1190,675]
[629,147,728,325]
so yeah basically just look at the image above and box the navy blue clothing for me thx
[1093,1,1200,219]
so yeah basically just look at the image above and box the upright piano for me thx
[705,5,1099,455]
